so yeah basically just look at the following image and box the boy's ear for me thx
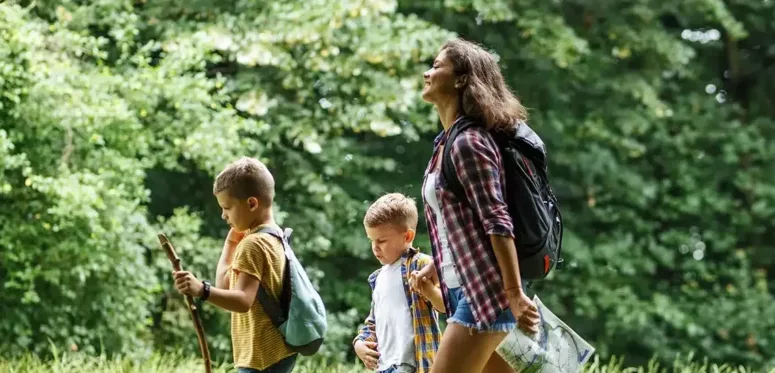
[247,197,260,211]
[404,229,416,244]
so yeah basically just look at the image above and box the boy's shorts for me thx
[237,354,297,373]
[446,287,517,333]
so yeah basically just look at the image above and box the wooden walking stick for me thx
[158,233,212,373]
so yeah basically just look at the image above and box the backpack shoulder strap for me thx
[257,225,285,243]
[255,226,292,328]
[440,117,477,207]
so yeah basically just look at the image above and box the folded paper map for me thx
[496,295,595,373]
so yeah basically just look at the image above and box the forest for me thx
[1,0,774,371]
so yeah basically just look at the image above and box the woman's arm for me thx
[490,235,523,291]
[450,129,538,333]
[449,130,523,290]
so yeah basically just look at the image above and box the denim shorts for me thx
[237,353,297,373]
[446,287,517,333]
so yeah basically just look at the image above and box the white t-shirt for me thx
[424,172,461,288]
[373,260,416,371]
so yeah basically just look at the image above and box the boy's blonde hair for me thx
[364,193,418,230]
[213,157,275,206]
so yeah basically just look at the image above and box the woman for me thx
[409,38,540,373]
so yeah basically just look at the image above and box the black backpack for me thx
[441,116,564,281]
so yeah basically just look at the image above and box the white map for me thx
[496,296,595,373]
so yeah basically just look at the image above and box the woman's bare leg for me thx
[482,351,517,373]
[430,323,512,373]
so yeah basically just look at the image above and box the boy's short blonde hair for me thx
[213,157,275,206]
[364,193,418,230]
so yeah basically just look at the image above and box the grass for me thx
[0,352,772,373]
[584,355,773,373]
[0,351,371,373]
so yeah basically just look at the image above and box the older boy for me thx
[353,193,445,373]
[173,157,297,373]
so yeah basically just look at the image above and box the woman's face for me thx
[422,50,458,105]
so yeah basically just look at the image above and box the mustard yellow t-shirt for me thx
[229,225,295,369]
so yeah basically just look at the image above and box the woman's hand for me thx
[410,270,447,313]
[505,287,540,335]
[409,261,439,292]
[409,271,436,299]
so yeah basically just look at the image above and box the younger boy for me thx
[173,157,297,373]
[353,193,445,373]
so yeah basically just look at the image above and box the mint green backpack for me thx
[256,226,327,356]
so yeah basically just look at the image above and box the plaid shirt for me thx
[421,122,515,330]
[353,247,441,373]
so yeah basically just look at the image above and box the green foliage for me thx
[1,352,773,373]
[2,0,775,370]
[0,349,372,373]
[0,3,157,357]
